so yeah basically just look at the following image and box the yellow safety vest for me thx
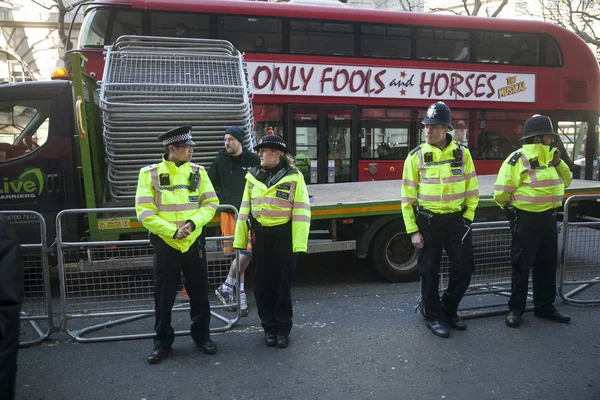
[234,166,311,253]
[135,157,219,252]
[401,139,480,234]
[494,144,572,212]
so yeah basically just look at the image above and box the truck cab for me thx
[0,80,81,242]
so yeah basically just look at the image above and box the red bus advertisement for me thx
[76,0,600,182]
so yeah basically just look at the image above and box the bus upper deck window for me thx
[544,35,563,66]
[78,8,110,48]
[108,10,143,44]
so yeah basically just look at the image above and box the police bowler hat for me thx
[254,134,288,153]
[422,102,453,131]
[158,125,196,146]
[520,114,558,141]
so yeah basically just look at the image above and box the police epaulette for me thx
[141,164,157,172]
[190,163,204,171]
[409,145,422,155]
[456,141,468,149]
[507,152,522,166]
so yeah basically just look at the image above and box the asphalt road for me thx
[15,252,600,400]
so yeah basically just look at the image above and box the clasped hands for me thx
[174,222,194,240]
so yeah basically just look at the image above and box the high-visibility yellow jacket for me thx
[401,138,480,234]
[135,157,219,252]
[494,144,572,212]
[233,166,311,253]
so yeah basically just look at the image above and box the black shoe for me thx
[534,309,571,324]
[264,332,277,347]
[276,334,289,348]
[146,346,171,364]
[447,315,467,331]
[425,320,450,338]
[197,339,218,355]
[505,312,522,328]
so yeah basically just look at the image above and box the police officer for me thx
[494,115,572,328]
[401,102,479,338]
[135,126,220,364]
[0,214,23,400]
[233,135,311,348]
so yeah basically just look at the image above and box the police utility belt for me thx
[415,206,463,221]
[248,214,292,233]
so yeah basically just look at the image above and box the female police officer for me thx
[233,134,311,348]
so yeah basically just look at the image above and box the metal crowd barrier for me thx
[434,221,535,319]
[559,195,600,305]
[0,211,54,347]
[56,205,242,343]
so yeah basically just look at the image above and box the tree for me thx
[535,0,600,59]
[29,0,87,65]
[427,0,509,17]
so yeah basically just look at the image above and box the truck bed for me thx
[308,175,600,219]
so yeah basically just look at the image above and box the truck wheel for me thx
[371,223,418,282]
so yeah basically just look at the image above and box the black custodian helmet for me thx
[520,114,558,141]
[422,102,453,131]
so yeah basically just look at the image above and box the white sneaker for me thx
[215,286,234,306]
[239,292,249,317]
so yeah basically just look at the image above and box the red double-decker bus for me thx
[76,0,600,182]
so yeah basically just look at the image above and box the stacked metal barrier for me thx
[100,36,255,201]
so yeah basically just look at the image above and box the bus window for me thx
[218,16,282,53]
[253,105,283,143]
[360,108,410,160]
[416,29,469,61]
[470,111,528,160]
[108,10,143,44]
[290,20,354,56]
[78,8,110,47]
[150,12,210,39]
[360,24,410,59]
[544,35,563,66]
[476,32,538,65]
[0,101,49,163]
[557,120,587,170]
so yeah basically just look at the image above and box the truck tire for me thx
[371,222,418,282]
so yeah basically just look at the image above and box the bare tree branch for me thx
[490,0,509,17]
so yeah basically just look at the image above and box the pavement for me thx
[15,252,600,400]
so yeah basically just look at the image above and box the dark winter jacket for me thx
[208,150,260,213]
[0,215,23,400]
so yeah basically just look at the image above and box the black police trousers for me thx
[416,211,474,321]
[252,221,296,336]
[151,234,210,350]
[508,210,558,315]
[0,216,23,400]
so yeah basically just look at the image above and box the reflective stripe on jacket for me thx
[401,139,480,234]
[135,158,219,252]
[233,167,311,253]
[493,144,572,212]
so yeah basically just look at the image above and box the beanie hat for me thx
[224,126,245,145]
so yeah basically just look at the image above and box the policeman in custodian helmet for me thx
[494,115,572,328]
[401,101,479,338]
[135,125,220,364]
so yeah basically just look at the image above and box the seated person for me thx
[453,40,469,61]
[361,146,371,158]
[253,36,268,52]
[509,41,536,64]
[175,22,192,38]
[376,143,393,159]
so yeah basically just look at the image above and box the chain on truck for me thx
[1,37,600,283]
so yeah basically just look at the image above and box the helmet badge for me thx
[426,104,437,119]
